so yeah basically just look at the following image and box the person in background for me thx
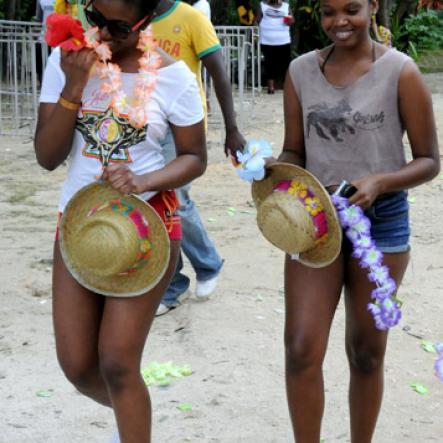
[35,0,56,83]
[152,0,246,315]
[191,0,211,19]
[36,0,55,27]
[256,0,294,94]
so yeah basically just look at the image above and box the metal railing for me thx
[205,26,261,129]
[0,20,49,136]
[0,21,261,136]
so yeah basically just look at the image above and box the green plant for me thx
[403,9,443,52]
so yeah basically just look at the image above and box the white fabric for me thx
[259,2,291,46]
[38,0,54,25]
[193,0,211,20]
[40,48,204,211]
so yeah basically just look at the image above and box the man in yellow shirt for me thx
[153,0,246,315]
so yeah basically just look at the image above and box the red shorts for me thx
[55,190,182,241]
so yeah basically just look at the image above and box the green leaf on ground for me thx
[177,402,193,411]
[36,390,52,398]
[421,340,437,353]
[410,382,429,395]
[141,362,192,386]
[407,196,416,203]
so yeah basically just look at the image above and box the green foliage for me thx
[290,0,329,54]
[0,0,5,19]
[391,9,443,59]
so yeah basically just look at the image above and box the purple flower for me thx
[368,265,390,285]
[345,205,364,223]
[360,247,383,269]
[332,195,349,211]
[371,278,397,301]
[345,227,361,243]
[352,246,367,260]
[355,234,375,250]
[352,217,372,235]
[435,343,443,355]
[367,303,388,331]
[379,298,402,328]
[435,357,443,382]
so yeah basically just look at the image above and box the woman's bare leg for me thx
[53,240,111,406]
[285,254,344,443]
[344,251,409,443]
[98,240,180,443]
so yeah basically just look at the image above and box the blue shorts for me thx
[344,191,410,254]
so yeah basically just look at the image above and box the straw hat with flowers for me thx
[252,163,342,268]
[59,182,170,297]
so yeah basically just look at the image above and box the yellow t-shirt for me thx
[151,1,221,111]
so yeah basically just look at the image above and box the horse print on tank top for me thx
[307,99,385,143]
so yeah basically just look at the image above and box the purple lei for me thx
[332,195,402,330]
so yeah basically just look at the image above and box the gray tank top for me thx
[288,48,411,187]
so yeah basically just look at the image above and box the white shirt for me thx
[193,0,211,20]
[40,48,204,211]
[259,2,291,46]
[38,0,54,25]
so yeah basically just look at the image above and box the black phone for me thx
[334,181,358,198]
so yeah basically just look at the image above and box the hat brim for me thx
[60,182,170,297]
[252,163,342,268]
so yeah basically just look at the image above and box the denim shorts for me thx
[342,191,410,254]
[364,191,410,253]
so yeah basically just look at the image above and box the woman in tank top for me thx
[274,0,440,441]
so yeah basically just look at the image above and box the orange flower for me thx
[45,13,86,52]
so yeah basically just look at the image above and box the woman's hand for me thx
[348,175,383,209]
[101,165,146,195]
[60,48,97,100]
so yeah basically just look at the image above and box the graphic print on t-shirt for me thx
[307,99,385,143]
[76,107,147,163]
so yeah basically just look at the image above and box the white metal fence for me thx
[0,21,261,137]
[0,20,48,136]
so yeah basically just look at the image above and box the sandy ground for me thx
[1,74,443,443]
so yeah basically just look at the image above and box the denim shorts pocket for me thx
[371,192,409,222]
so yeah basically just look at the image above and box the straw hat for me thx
[252,163,342,268]
[60,182,170,297]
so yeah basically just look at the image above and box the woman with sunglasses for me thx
[34,0,206,441]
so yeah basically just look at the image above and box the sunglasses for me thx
[84,0,151,39]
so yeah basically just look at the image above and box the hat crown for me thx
[257,192,317,254]
[74,210,141,277]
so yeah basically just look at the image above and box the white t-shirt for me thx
[40,48,204,211]
[259,2,291,46]
[193,0,211,20]
[38,0,54,25]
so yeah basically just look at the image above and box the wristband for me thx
[58,95,81,111]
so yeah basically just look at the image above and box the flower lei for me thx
[45,12,160,129]
[332,195,401,330]
[84,26,161,129]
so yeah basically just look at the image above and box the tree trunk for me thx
[377,0,397,27]
[6,0,21,20]
[395,0,419,21]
